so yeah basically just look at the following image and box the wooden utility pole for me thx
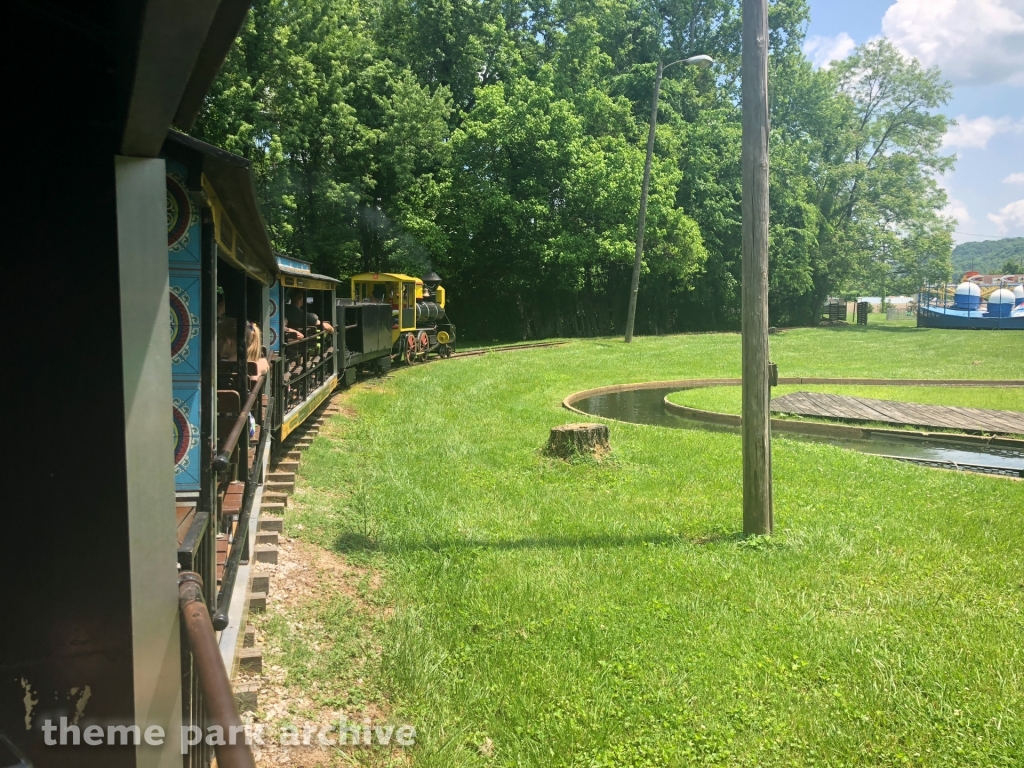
[624,61,664,344]
[741,0,773,535]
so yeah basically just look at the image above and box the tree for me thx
[192,1,958,339]
[820,39,955,302]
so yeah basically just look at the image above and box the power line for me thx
[954,231,1004,239]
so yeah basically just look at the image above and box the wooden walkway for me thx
[770,391,1024,435]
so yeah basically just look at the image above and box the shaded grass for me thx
[286,326,1024,767]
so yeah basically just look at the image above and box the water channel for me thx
[573,387,1024,478]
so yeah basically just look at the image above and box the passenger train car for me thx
[164,131,458,766]
[5,4,461,767]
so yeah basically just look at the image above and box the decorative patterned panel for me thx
[267,279,281,352]
[167,160,201,265]
[172,385,202,490]
[167,159,203,492]
[169,273,201,377]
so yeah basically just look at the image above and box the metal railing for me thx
[282,328,335,412]
[212,390,274,630]
[213,373,267,473]
[178,363,272,765]
[179,572,256,768]
[917,278,1023,329]
[178,510,214,768]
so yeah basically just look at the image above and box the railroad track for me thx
[449,340,568,359]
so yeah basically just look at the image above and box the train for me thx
[6,5,463,767]
[268,262,456,440]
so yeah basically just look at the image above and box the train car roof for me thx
[350,272,423,283]
[275,253,341,285]
[121,0,255,157]
[164,130,277,278]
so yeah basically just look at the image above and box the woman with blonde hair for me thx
[246,321,270,378]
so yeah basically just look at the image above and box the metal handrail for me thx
[178,572,256,768]
[213,373,266,473]
[283,328,329,347]
[212,392,274,630]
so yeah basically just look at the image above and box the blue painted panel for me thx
[172,382,202,491]
[167,160,201,264]
[276,254,311,273]
[169,272,202,377]
[167,160,204,491]
[267,279,281,352]
[918,307,1024,330]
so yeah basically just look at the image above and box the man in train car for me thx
[283,289,308,340]
[284,288,333,336]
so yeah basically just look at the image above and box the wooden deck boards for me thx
[175,504,196,546]
[770,391,1024,434]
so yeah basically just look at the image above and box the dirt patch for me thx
[240,537,408,767]
[330,403,359,421]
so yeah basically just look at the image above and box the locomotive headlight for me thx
[437,331,450,344]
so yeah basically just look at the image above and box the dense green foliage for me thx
[195,0,956,338]
[951,237,1024,277]
[283,326,1024,766]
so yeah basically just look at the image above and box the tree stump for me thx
[546,423,610,459]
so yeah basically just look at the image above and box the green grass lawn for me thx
[285,325,1024,767]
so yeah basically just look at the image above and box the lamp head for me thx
[682,54,714,69]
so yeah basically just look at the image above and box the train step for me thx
[254,545,278,564]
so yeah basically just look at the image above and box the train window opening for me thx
[280,285,337,416]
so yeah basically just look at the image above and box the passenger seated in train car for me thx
[218,286,239,361]
[284,289,312,339]
[284,289,334,336]
[246,321,270,379]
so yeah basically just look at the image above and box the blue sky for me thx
[805,0,1024,244]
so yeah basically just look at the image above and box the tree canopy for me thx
[951,238,1024,277]
[194,0,956,339]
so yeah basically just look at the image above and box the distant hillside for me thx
[952,238,1024,276]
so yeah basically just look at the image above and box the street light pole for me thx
[624,54,714,344]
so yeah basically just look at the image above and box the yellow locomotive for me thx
[349,270,456,363]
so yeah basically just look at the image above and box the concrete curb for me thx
[562,377,1024,449]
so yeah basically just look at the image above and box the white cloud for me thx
[938,177,971,225]
[1004,172,1024,184]
[883,0,1024,87]
[988,199,1024,233]
[803,33,856,70]
[942,115,1024,150]
[943,196,971,225]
